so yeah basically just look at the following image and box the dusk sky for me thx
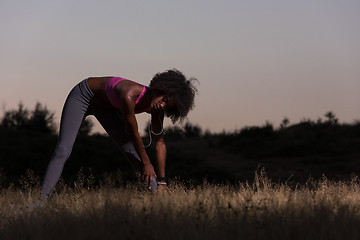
[1,0,359,134]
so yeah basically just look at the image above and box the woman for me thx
[40,69,198,201]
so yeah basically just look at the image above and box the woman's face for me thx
[151,95,175,111]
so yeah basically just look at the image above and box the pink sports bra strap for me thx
[105,77,148,112]
[135,86,147,104]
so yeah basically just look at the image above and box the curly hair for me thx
[149,69,198,123]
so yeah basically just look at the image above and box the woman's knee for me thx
[52,144,73,162]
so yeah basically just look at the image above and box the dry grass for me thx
[1,170,360,240]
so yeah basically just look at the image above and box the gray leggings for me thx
[41,79,156,200]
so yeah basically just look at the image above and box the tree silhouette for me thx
[79,118,94,136]
[1,102,56,133]
[143,121,202,140]
[164,126,185,139]
[184,122,202,138]
[1,102,29,130]
[324,111,338,125]
[28,103,56,133]
[280,117,290,129]
[0,102,96,136]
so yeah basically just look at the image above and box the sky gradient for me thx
[1,0,360,134]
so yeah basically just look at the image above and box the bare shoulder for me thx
[115,80,144,102]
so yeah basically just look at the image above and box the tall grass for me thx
[1,169,360,240]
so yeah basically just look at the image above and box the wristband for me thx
[157,182,167,185]
[158,177,167,182]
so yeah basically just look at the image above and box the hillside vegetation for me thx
[0,103,359,187]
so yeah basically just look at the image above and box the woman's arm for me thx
[121,91,157,188]
[151,111,166,183]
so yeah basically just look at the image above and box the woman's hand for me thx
[142,162,157,189]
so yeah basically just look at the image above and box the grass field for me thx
[1,170,360,240]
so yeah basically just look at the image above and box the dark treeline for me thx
[1,103,360,187]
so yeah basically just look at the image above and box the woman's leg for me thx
[40,80,93,200]
[94,109,158,191]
